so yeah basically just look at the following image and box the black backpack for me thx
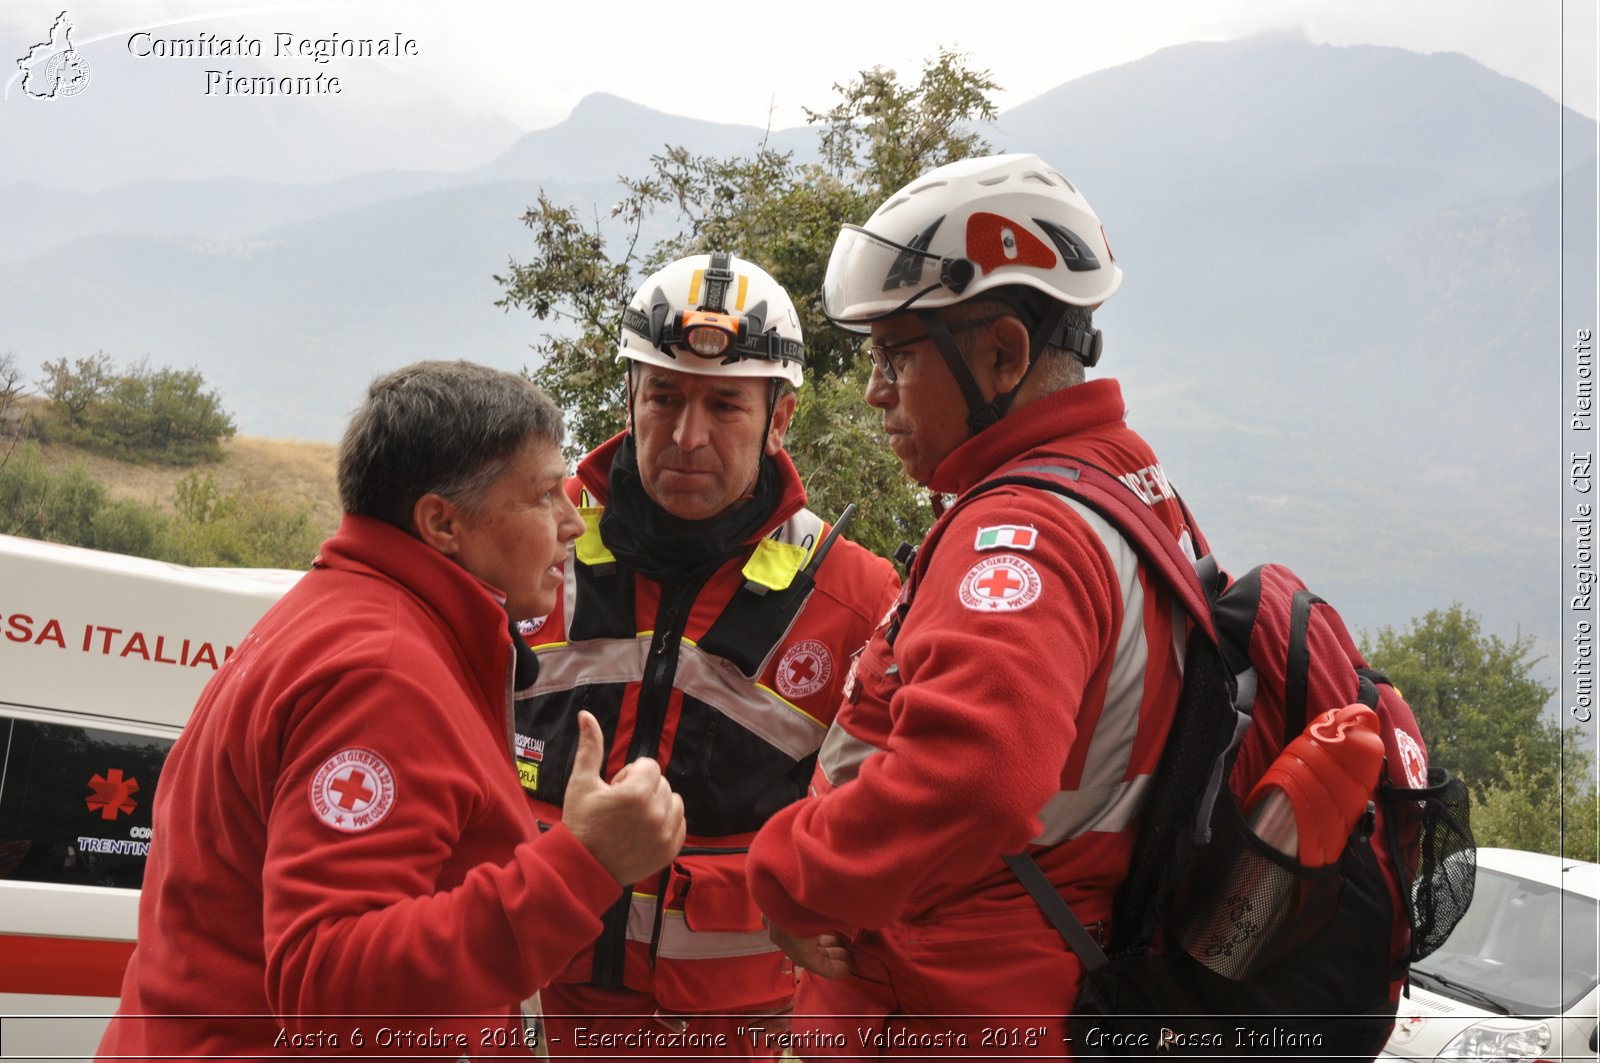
[905,460,1477,1061]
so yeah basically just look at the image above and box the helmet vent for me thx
[1050,170,1079,194]
[878,195,911,215]
[1021,171,1055,186]
[1033,218,1101,272]
[907,179,950,195]
[976,174,1009,186]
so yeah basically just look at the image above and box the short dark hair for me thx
[337,360,564,532]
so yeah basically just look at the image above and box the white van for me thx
[1382,847,1599,1062]
[0,534,300,1061]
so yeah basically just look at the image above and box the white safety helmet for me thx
[821,153,1121,331]
[618,252,805,388]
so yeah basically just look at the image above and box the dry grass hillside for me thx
[37,433,342,539]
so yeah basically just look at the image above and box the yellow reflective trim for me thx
[688,268,704,305]
[629,891,685,916]
[741,536,809,592]
[735,274,748,311]
[754,682,824,729]
[575,506,614,566]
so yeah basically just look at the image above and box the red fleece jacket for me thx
[98,515,620,1060]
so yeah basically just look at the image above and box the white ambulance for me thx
[0,534,301,1060]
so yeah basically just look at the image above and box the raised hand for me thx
[563,710,685,884]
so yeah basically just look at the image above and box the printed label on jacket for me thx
[974,524,1038,551]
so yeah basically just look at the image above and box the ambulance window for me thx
[0,716,174,890]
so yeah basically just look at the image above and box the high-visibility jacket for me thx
[748,380,1197,1053]
[516,433,900,1014]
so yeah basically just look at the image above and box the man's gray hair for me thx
[951,296,1089,393]
[337,360,564,532]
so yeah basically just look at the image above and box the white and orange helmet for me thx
[823,153,1119,360]
[823,154,1119,431]
[619,252,805,388]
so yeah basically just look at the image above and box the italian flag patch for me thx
[974,525,1037,551]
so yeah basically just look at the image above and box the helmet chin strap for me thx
[748,379,782,500]
[917,302,1072,435]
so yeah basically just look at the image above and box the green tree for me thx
[103,360,237,463]
[1364,605,1559,792]
[38,352,113,428]
[1472,736,1598,862]
[0,449,316,569]
[0,351,27,477]
[496,49,998,559]
[0,350,23,425]
[1363,605,1600,859]
[166,472,320,569]
[36,355,235,463]
[0,442,168,556]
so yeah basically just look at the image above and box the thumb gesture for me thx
[563,711,685,885]
[564,709,607,805]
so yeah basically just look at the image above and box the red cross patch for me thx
[310,748,396,833]
[958,554,1042,613]
[1395,728,1428,789]
[776,639,833,700]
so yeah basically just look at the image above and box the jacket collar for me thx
[927,379,1129,497]
[315,514,513,708]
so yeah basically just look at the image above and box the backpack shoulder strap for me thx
[948,460,1219,642]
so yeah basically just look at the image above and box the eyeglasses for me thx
[865,315,1003,384]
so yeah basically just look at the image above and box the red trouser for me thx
[541,983,792,1061]
[790,907,1083,1061]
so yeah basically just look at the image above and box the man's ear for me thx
[765,389,798,456]
[413,493,460,554]
[990,316,1033,394]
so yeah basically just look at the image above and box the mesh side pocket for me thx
[1385,767,1476,962]
[1171,794,1342,980]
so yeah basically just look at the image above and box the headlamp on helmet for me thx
[617,251,806,387]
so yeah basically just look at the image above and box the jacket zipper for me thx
[627,575,707,764]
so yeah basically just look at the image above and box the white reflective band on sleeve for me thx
[675,643,827,761]
[1031,774,1156,846]
[626,894,781,959]
[816,720,883,788]
[1029,495,1155,846]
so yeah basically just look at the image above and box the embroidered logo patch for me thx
[517,614,548,638]
[776,639,833,700]
[974,525,1037,551]
[514,734,544,793]
[1395,728,1428,789]
[958,554,1042,613]
[310,748,395,833]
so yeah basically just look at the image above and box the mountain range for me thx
[2,31,1594,692]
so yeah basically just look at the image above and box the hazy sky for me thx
[9,0,1597,128]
